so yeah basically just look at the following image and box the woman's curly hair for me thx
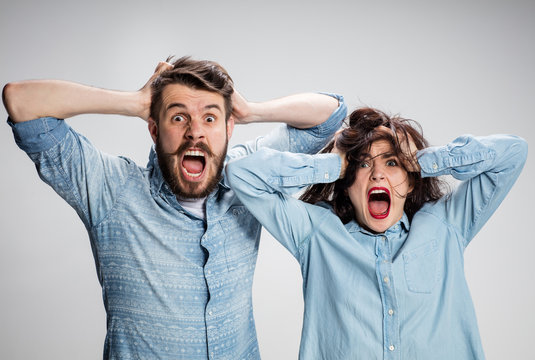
[300,107,445,224]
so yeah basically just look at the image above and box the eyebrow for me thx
[166,103,223,112]
[363,152,398,160]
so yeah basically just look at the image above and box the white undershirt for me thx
[177,196,207,220]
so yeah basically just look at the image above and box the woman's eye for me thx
[172,115,185,122]
[359,162,370,168]
[205,116,215,123]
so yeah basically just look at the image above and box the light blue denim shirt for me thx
[226,134,527,360]
[8,94,346,360]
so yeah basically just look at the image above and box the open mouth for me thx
[181,149,206,180]
[367,187,391,219]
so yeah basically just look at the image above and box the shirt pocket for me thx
[403,239,440,294]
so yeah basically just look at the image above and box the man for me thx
[3,57,346,359]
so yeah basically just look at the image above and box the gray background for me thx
[1,0,533,359]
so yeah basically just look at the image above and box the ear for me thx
[148,117,158,143]
[226,116,235,139]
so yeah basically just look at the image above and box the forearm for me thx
[226,148,341,257]
[3,80,145,123]
[244,93,340,129]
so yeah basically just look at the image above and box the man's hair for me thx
[150,56,234,123]
[300,107,445,223]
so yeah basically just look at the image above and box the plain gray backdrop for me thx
[1,0,533,359]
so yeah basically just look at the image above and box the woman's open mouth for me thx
[181,149,207,180]
[367,187,391,219]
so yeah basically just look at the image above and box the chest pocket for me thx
[403,239,440,294]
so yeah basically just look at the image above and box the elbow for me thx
[3,82,24,122]
[515,136,528,165]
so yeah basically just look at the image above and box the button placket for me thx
[376,234,400,359]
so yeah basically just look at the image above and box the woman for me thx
[226,108,527,359]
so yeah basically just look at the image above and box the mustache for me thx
[160,140,215,158]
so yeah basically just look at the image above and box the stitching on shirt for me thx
[47,131,92,226]
[90,160,139,231]
[464,171,498,246]
[417,207,466,251]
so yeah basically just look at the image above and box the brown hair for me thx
[300,107,445,223]
[150,56,234,123]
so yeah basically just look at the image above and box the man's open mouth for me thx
[368,187,391,219]
[181,149,206,179]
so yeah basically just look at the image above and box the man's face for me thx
[347,140,413,233]
[149,83,234,199]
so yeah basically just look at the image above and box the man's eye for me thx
[172,115,186,122]
[205,116,215,123]
[386,160,398,166]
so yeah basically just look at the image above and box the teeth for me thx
[184,150,205,157]
[184,168,202,177]
[370,189,387,195]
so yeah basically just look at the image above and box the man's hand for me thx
[230,90,252,124]
[137,61,173,121]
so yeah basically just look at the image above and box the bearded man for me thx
[3,57,346,359]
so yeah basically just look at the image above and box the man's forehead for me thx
[161,83,224,112]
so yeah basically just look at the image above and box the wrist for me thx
[122,90,149,119]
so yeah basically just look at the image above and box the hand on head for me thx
[331,129,348,178]
[138,61,173,121]
[230,90,251,124]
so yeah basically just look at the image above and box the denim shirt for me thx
[226,135,527,360]
[8,94,346,360]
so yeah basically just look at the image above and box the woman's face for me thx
[347,139,413,233]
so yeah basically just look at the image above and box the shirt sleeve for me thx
[226,147,341,258]
[418,134,528,248]
[8,117,135,229]
[225,93,346,162]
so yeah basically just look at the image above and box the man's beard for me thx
[156,136,228,199]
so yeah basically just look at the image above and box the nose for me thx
[185,119,205,142]
[370,165,385,181]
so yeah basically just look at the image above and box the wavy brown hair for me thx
[300,107,445,224]
[150,56,234,123]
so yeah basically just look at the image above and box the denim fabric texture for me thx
[226,134,527,360]
[8,94,346,360]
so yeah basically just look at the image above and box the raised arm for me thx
[418,134,528,246]
[231,91,340,129]
[227,92,346,161]
[226,148,342,257]
[2,62,172,123]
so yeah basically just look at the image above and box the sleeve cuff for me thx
[313,153,342,183]
[314,92,347,136]
[8,116,69,154]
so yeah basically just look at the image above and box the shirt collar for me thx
[345,212,411,235]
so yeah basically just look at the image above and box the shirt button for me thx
[324,172,329,179]
[432,162,438,170]
[389,345,395,351]
[207,270,212,275]
[388,309,394,316]
[208,311,213,316]
[383,276,390,284]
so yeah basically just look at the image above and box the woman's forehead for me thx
[365,139,395,157]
